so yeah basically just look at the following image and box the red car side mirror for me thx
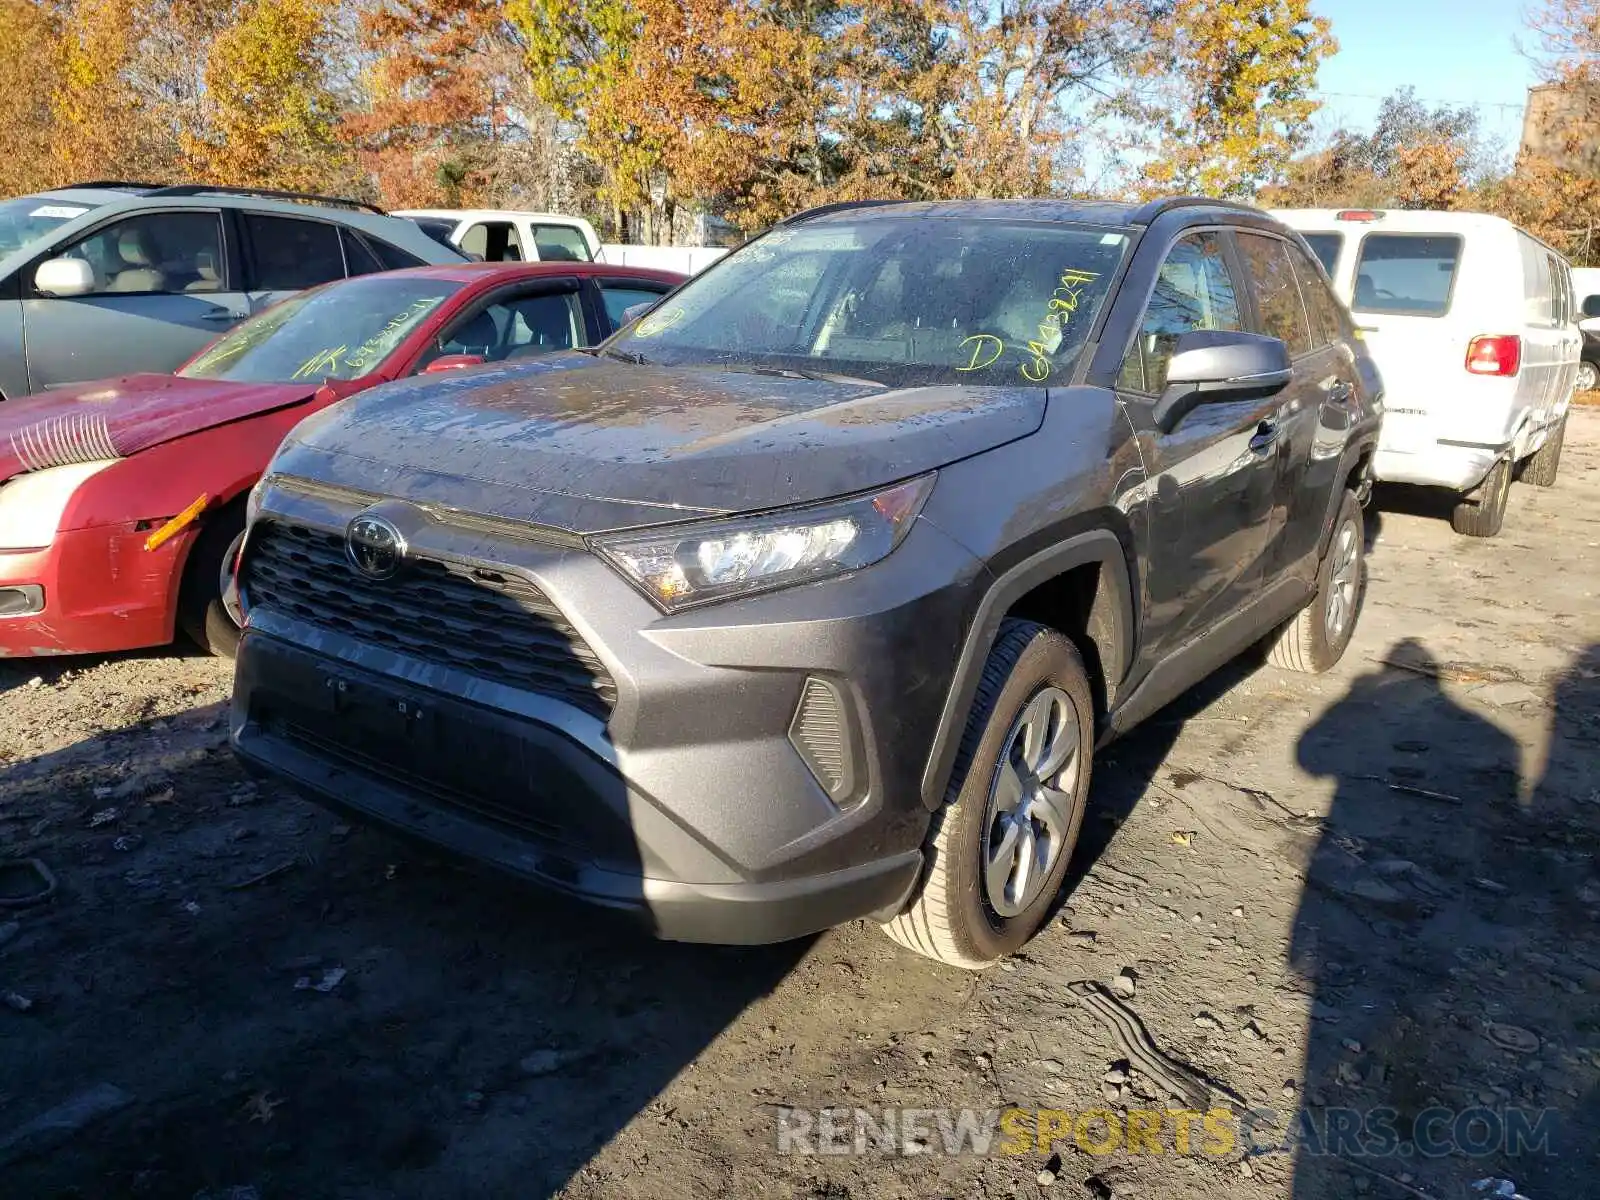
[423,353,486,374]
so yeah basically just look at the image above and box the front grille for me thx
[242,522,616,721]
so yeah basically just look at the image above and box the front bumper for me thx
[0,525,188,657]
[230,483,987,943]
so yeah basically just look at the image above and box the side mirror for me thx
[619,301,656,326]
[422,353,485,374]
[34,257,95,298]
[1581,294,1600,319]
[1154,330,1292,433]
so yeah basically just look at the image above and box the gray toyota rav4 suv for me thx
[232,197,1382,967]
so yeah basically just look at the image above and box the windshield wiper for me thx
[728,365,887,388]
[600,347,652,365]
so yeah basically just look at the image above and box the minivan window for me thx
[1301,233,1342,277]
[246,215,345,290]
[1352,234,1461,316]
[1237,232,1314,358]
[607,219,1131,387]
[0,194,104,257]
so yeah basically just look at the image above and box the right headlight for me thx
[591,474,934,612]
[0,460,119,551]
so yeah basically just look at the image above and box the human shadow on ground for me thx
[1287,639,1599,1199]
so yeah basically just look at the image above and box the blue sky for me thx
[1313,0,1538,160]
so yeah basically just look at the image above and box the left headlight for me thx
[0,460,119,551]
[592,474,935,612]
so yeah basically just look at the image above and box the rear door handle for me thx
[1249,420,1280,453]
[201,310,243,323]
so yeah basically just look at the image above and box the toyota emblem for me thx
[345,513,406,580]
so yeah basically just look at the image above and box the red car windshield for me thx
[180,277,463,384]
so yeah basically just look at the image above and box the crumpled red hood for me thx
[0,374,317,483]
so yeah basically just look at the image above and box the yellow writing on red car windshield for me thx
[292,345,348,380]
[1021,267,1100,383]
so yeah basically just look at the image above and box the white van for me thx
[1273,208,1580,536]
[1571,266,1600,392]
[394,209,602,263]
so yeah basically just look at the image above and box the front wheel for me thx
[881,620,1094,969]
[1269,489,1365,674]
[178,505,246,658]
[1576,361,1598,393]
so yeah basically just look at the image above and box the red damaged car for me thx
[0,261,683,659]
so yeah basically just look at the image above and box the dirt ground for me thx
[3,414,1598,1200]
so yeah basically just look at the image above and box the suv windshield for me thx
[0,194,105,258]
[608,218,1131,386]
[181,276,461,384]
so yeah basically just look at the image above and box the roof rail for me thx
[1129,195,1265,225]
[146,185,385,214]
[777,199,908,226]
[68,180,165,191]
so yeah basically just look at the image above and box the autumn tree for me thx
[0,0,64,195]
[1262,88,1490,210]
[1120,0,1334,199]
[183,0,353,192]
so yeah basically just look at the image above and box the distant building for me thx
[1520,81,1600,172]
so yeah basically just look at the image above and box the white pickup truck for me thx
[396,208,728,275]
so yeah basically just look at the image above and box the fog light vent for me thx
[788,676,856,803]
[0,585,44,618]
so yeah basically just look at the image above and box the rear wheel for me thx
[1450,455,1512,538]
[882,620,1094,969]
[178,504,246,658]
[1269,489,1364,674]
[1519,414,1566,488]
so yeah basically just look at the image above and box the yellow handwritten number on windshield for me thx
[1021,268,1099,383]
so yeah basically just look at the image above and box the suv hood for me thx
[274,355,1047,533]
[0,374,317,483]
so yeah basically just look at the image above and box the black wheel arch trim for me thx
[920,529,1135,810]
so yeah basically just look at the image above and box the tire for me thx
[1577,361,1598,393]
[1519,413,1565,488]
[1450,455,1512,538]
[1269,490,1364,674]
[882,619,1094,969]
[177,504,247,658]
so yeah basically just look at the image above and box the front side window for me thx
[419,288,585,368]
[1352,234,1461,316]
[1118,231,1243,394]
[531,223,592,262]
[180,276,461,383]
[1237,232,1314,358]
[245,215,345,290]
[607,218,1132,387]
[52,211,224,295]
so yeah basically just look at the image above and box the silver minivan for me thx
[0,183,465,400]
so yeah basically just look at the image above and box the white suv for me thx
[1273,207,1580,536]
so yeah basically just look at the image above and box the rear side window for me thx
[1236,232,1314,358]
[1301,233,1342,276]
[530,224,592,262]
[371,240,427,270]
[1285,241,1346,349]
[341,229,383,277]
[1352,234,1460,316]
[246,215,345,290]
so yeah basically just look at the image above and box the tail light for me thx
[1465,335,1521,377]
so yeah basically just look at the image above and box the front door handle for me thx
[1249,420,1280,453]
[1328,380,1354,403]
